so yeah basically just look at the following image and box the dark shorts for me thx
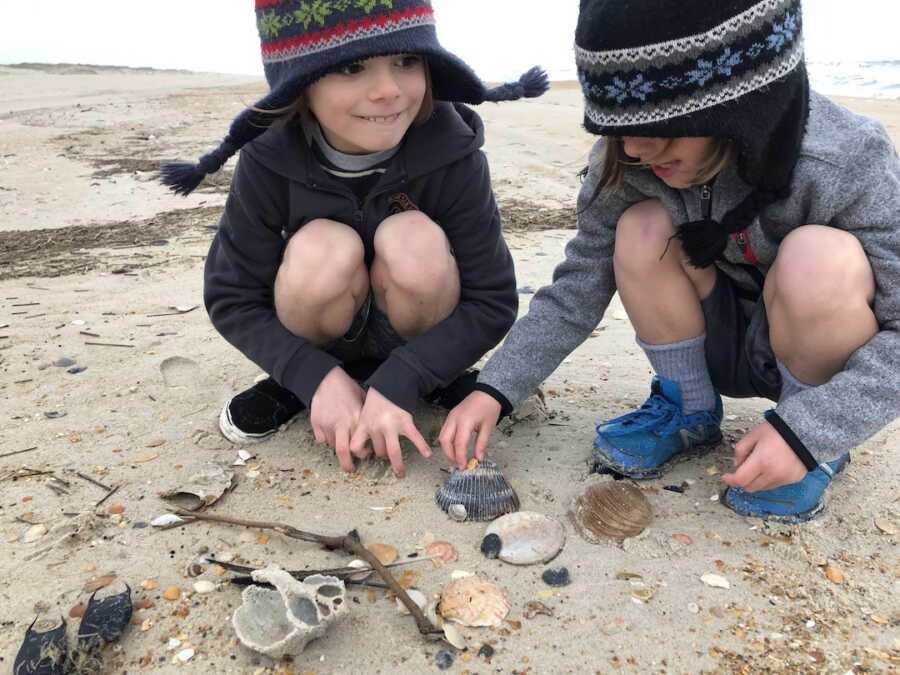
[701,268,782,402]
[324,292,406,365]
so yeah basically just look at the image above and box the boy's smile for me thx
[307,54,427,155]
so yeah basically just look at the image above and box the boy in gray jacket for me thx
[441,0,899,522]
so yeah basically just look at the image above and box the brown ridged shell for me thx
[567,482,652,543]
[435,459,519,522]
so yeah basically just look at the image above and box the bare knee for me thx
[373,211,455,292]
[614,200,676,276]
[276,219,365,303]
[765,225,874,319]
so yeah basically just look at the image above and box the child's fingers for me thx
[473,422,493,461]
[733,426,760,467]
[349,424,368,458]
[453,423,473,470]
[723,452,762,489]
[385,434,406,479]
[334,427,354,473]
[403,422,432,460]
[438,418,458,463]
[371,434,388,459]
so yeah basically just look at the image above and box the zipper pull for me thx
[700,184,713,220]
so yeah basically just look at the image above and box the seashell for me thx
[480,533,502,559]
[435,459,519,522]
[193,581,215,594]
[151,514,185,528]
[438,576,510,627]
[426,541,458,567]
[700,573,730,589]
[160,464,235,512]
[395,589,427,615]
[232,567,347,659]
[447,504,468,522]
[366,543,398,565]
[567,482,652,543]
[484,512,565,566]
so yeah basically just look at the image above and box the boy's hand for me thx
[438,391,501,470]
[722,420,808,492]
[349,387,431,479]
[309,367,366,473]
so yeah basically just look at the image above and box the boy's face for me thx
[621,136,717,189]
[307,54,427,155]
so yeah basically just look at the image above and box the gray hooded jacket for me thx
[479,92,899,464]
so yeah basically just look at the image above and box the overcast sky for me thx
[1,1,897,79]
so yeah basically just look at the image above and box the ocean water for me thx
[550,60,900,100]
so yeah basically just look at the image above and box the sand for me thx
[1,63,898,674]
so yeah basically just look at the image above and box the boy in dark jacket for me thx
[162,1,547,478]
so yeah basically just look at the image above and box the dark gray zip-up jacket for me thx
[479,92,899,465]
[205,102,517,413]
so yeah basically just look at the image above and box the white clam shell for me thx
[484,511,566,565]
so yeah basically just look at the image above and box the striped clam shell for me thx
[567,481,652,543]
[435,459,520,522]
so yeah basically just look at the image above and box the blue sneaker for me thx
[592,376,723,479]
[722,454,850,523]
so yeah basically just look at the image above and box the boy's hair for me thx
[258,59,435,129]
[596,137,736,192]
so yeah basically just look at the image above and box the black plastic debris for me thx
[76,585,132,653]
[663,485,685,494]
[480,533,502,559]
[541,566,571,587]
[592,464,627,480]
[435,649,455,670]
[14,617,68,675]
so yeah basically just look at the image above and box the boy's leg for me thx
[593,200,722,478]
[220,220,368,444]
[724,225,877,521]
[370,211,460,339]
[275,219,370,345]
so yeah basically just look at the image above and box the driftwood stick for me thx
[173,509,443,638]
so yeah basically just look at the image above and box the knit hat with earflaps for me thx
[161,0,549,196]
[576,0,810,268]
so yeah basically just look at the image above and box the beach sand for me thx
[1,64,898,674]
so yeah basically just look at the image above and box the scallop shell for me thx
[484,511,566,565]
[567,482,652,543]
[425,541,459,567]
[435,459,519,522]
[438,576,510,627]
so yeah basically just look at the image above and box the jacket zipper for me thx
[700,184,713,220]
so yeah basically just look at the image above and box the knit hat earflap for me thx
[162,0,549,196]
[576,0,810,267]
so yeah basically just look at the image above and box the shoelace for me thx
[597,395,687,437]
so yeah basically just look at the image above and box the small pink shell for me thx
[426,541,459,567]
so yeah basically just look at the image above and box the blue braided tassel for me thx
[483,66,550,102]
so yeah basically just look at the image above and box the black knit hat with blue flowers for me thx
[576,0,810,268]
[161,0,548,197]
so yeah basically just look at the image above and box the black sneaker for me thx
[218,377,305,444]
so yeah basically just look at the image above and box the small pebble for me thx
[176,648,194,663]
[478,644,495,659]
[44,411,67,419]
[687,602,700,614]
[67,366,87,374]
[541,567,571,587]
[52,357,76,368]
[435,650,455,670]
[163,586,181,601]
[193,581,215,594]
[480,533,502,559]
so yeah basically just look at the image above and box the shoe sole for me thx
[719,488,826,524]
[591,432,724,480]
[218,402,298,445]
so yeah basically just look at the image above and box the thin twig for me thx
[84,341,134,348]
[0,446,38,460]
[74,471,111,491]
[174,509,443,638]
[95,484,121,507]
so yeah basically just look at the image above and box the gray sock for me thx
[777,360,812,402]
[637,334,716,414]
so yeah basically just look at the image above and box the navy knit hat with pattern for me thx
[576,0,810,268]
[162,0,549,196]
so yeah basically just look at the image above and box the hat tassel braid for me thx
[484,66,549,103]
